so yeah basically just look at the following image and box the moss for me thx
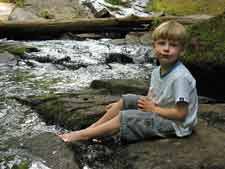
[183,12,225,66]
[9,71,34,82]
[148,0,225,15]
[0,156,30,169]
[12,161,29,169]
[0,43,37,56]
[7,47,27,55]
[105,0,122,5]
[39,9,55,19]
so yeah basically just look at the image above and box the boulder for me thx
[22,0,91,20]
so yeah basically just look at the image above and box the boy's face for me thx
[153,39,184,66]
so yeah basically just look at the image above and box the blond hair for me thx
[152,20,187,46]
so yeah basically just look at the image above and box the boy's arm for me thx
[137,97,188,120]
[154,102,188,120]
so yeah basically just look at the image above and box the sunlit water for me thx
[0,39,155,169]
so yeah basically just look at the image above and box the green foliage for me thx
[14,0,24,7]
[147,0,225,15]
[150,17,161,30]
[183,12,225,66]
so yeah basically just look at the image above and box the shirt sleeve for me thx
[173,76,193,104]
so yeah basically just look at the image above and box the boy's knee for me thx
[122,94,141,109]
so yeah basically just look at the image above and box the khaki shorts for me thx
[120,94,175,143]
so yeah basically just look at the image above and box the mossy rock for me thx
[15,79,147,130]
[0,42,38,56]
[104,0,128,6]
[149,0,225,15]
[15,90,118,130]
[11,161,29,169]
[184,12,225,66]
[182,12,225,100]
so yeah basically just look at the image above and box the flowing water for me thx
[0,39,155,169]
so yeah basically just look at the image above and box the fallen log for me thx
[0,15,213,40]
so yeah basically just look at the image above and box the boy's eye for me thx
[156,41,166,45]
[170,42,179,47]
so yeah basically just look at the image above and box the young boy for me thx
[58,20,198,143]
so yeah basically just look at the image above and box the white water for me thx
[0,39,155,169]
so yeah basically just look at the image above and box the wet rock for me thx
[83,1,111,18]
[94,8,111,18]
[16,90,119,130]
[106,53,134,64]
[0,41,38,57]
[59,33,106,40]
[0,51,17,65]
[199,104,225,131]
[23,132,80,169]
[71,141,122,169]
[90,79,148,95]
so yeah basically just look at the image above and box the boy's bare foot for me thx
[57,131,86,142]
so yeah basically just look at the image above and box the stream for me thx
[0,38,155,169]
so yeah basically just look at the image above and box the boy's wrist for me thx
[152,104,159,114]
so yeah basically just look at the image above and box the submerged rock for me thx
[0,41,38,57]
[0,51,17,65]
[23,132,80,169]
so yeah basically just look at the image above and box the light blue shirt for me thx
[148,61,198,137]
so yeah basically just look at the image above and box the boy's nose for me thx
[163,43,170,51]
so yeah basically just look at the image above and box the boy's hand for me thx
[137,96,157,112]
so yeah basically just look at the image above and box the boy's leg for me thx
[89,94,141,128]
[58,114,121,142]
[120,110,176,143]
[88,99,123,128]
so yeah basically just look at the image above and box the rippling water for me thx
[0,39,155,169]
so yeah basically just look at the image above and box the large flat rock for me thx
[121,119,225,169]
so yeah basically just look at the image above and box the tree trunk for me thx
[0,15,212,40]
